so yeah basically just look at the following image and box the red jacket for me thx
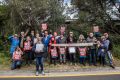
[48,36,57,53]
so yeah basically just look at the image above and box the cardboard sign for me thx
[69,47,76,53]
[93,26,99,32]
[79,48,86,56]
[51,43,94,47]
[24,42,31,51]
[41,23,47,30]
[51,48,57,57]
[60,26,65,34]
[60,48,65,54]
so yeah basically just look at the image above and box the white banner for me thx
[51,43,95,47]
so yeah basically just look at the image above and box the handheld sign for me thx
[41,23,47,30]
[51,48,57,57]
[79,48,87,56]
[93,26,99,32]
[59,48,65,54]
[69,47,76,53]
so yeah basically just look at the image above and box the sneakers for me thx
[35,71,39,76]
[110,65,115,69]
[41,71,45,75]
[35,71,45,76]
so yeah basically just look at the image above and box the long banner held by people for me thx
[51,43,95,47]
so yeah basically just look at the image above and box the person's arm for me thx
[24,28,30,36]
[8,35,13,42]
[12,52,15,60]
[104,40,110,50]
[32,44,36,52]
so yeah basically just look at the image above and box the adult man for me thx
[104,33,115,69]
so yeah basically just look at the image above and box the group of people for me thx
[8,28,115,76]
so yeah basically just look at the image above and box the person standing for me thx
[58,34,66,64]
[32,37,45,76]
[97,36,106,66]
[77,34,87,66]
[49,37,58,65]
[23,36,32,65]
[9,34,20,57]
[42,30,51,58]
[87,32,97,66]
[104,33,115,68]
[67,31,76,64]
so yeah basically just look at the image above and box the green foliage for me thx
[0,51,10,65]
[113,45,120,59]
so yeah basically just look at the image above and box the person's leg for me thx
[36,57,39,72]
[107,51,115,68]
[92,49,97,66]
[44,46,48,58]
[73,53,76,63]
[11,61,16,70]
[60,54,62,63]
[16,61,21,68]
[39,57,44,72]
[83,57,86,66]
[63,54,66,63]
[53,58,55,65]
[25,52,29,65]
[102,56,105,66]
[69,54,72,62]
[27,51,32,65]
[29,51,32,64]
[99,55,101,65]
[107,51,113,65]
[89,50,92,65]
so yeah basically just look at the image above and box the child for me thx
[49,37,58,65]
[23,36,32,65]
[77,34,87,66]
[97,36,106,66]
[58,34,66,64]
[11,46,23,70]
[32,37,45,76]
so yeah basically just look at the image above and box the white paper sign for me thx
[69,47,76,53]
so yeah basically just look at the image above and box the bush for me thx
[113,45,120,59]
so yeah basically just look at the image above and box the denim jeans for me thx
[69,53,76,63]
[60,54,66,63]
[79,57,86,65]
[44,46,48,58]
[107,51,113,65]
[89,49,96,65]
[98,56,106,66]
[36,57,44,72]
[24,51,32,65]
[11,60,21,69]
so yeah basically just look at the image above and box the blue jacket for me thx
[98,40,109,57]
[42,35,51,47]
[9,36,20,55]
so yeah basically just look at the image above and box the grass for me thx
[0,49,120,71]
[113,45,120,59]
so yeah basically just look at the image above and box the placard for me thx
[69,47,76,53]
[60,26,65,34]
[93,26,99,32]
[41,23,47,30]
[60,48,65,54]
[51,48,57,57]
[79,48,86,56]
